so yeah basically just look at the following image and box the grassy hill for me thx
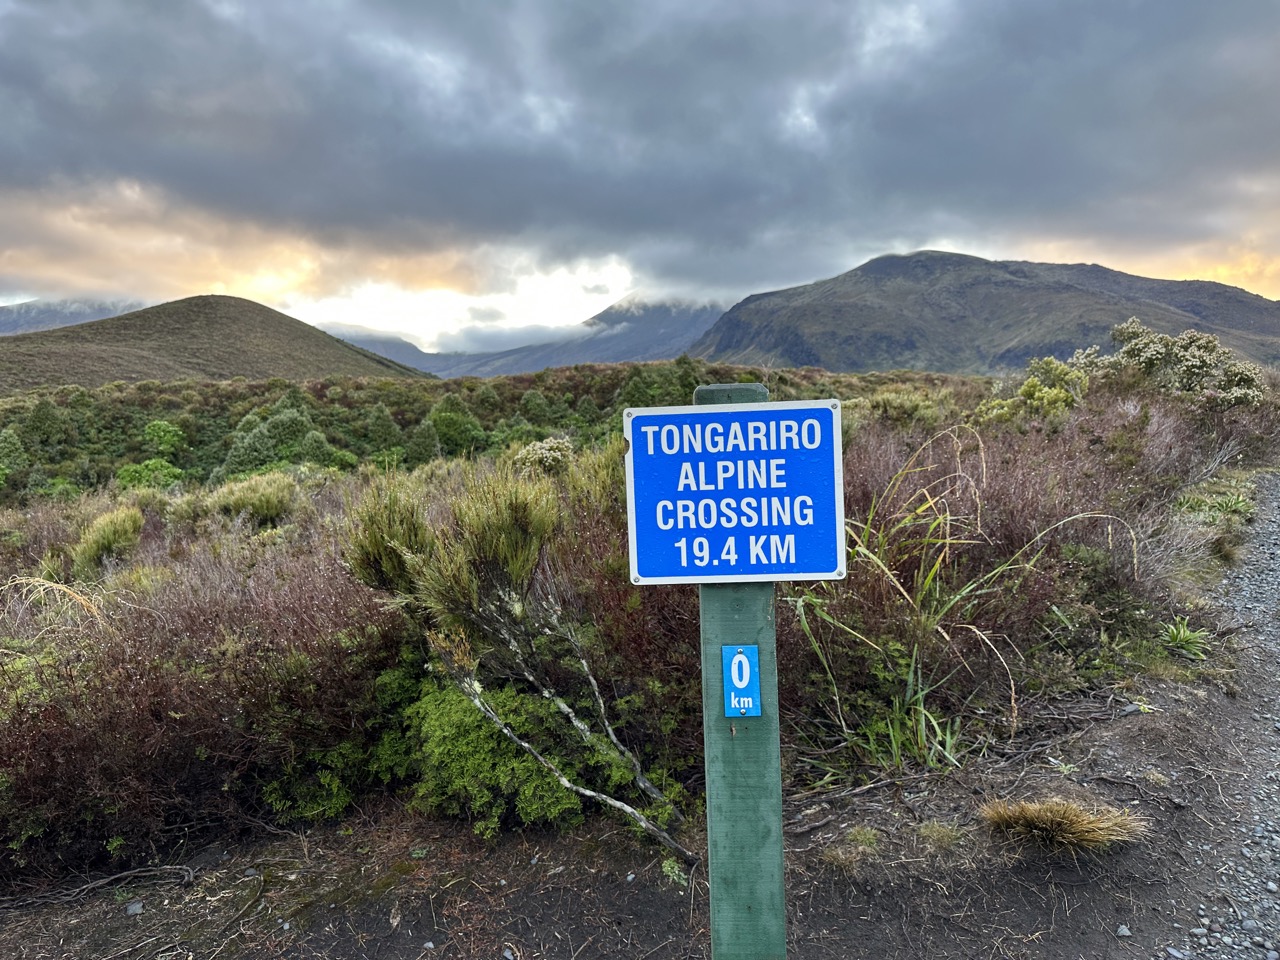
[0,295,424,394]
[691,251,1280,374]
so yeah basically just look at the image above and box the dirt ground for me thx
[2,549,1276,959]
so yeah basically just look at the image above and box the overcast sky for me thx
[2,0,1278,351]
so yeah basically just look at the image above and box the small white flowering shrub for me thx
[1071,318,1264,409]
[512,436,575,475]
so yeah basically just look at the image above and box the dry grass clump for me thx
[819,825,881,873]
[917,819,967,853]
[979,797,1148,850]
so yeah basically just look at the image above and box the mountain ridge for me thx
[401,296,726,377]
[690,251,1280,373]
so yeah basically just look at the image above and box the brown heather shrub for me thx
[0,485,410,881]
[776,372,1271,761]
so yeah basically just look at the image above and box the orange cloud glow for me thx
[0,181,475,304]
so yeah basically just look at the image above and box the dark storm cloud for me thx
[2,0,1279,296]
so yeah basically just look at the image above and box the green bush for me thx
[207,472,299,526]
[399,683,584,838]
[429,398,487,457]
[344,470,442,595]
[519,389,553,425]
[973,356,1086,428]
[142,420,185,458]
[296,429,340,466]
[403,420,441,468]
[116,457,183,490]
[71,506,144,579]
[0,427,30,487]
[220,424,280,476]
[363,403,403,454]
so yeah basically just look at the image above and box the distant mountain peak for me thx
[0,296,149,336]
[691,253,1280,374]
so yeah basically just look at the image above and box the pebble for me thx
[1152,475,1280,959]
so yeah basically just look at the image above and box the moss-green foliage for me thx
[297,429,342,467]
[71,506,144,579]
[867,384,951,431]
[519,388,553,425]
[0,360,933,506]
[362,403,403,455]
[399,683,584,838]
[403,420,441,468]
[405,465,558,638]
[348,460,690,849]
[616,355,703,410]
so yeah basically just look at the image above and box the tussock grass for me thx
[979,797,1148,850]
[819,826,882,873]
[917,819,967,853]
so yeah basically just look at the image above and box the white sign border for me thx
[623,398,846,585]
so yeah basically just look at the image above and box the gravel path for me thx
[1155,472,1280,960]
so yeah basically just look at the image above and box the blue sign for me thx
[722,645,762,717]
[624,399,846,584]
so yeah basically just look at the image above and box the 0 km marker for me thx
[624,399,846,584]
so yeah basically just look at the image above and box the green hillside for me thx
[0,295,424,394]
[691,251,1280,373]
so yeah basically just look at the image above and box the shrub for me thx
[142,419,185,457]
[71,506,144,579]
[352,460,694,859]
[512,436,575,475]
[0,493,409,880]
[398,682,585,838]
[207,472,299,526]
[343,470,443,595]
[429,401,486,457]
[973,356,1086,429]
[1072,318,1264,408]
[220,423,280,476]
[296,429,340,467]
[116,457,183,490]
[262,407,314,457]
[0,427,29,488]
[362,403,403,454]
[519,389,553,425]
[403,420,441,468]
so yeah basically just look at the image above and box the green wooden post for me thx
[695,382,787,960]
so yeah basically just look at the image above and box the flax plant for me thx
[791,427,1138,776]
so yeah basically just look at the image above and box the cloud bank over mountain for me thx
[2,0,1278,346]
